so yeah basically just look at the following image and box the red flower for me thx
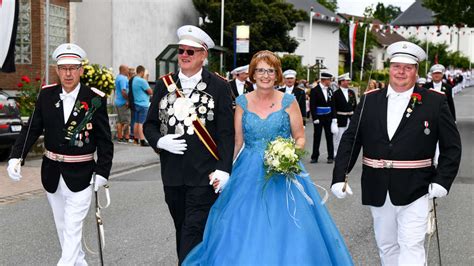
[17,82,24,88]
[411,93,422,104]
[81,101,89,111]
[21,75,31,83]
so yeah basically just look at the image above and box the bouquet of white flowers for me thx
[263,137,305,181]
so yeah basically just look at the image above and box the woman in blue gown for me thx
[183,50,353,265]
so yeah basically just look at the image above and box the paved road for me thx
[1,87,473,265]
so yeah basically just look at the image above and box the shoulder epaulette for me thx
[364,88,380,95]
[91,87,106,97]
[214,72,228,81]
[429,88,445,95]
[41,83,58,90]
[159,72,174,80]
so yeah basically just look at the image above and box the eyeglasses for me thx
[58,65,82,73]
[178,48,204,56]
[255,68,276,76]
[390,64,416,72]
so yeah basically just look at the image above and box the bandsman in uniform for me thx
[279,69,306,125]
[424,64,456,121]
[309,72,337,164]
[332,73,357,157]
[416,77,426,88]
[332,41,461,265]
[229,65,253,108]
[143,25,234,264]
[7,43,113,265]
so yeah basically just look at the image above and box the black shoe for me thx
[310,159,318,164]
[327,159,334,164]
[140,140,150,147]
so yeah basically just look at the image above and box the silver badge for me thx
[187,125,194,135]
[173,97,194,121]
[77,140,84,147]
[424,128,430,135]
[191,93,200,103]
[191,113,197,121]
[167,107,175,116]
[208,99,215,109]
[184,117,192,126]
[201,95,209,104]
[407,108,413,113]
[160,124,168,135]
[169,116,176,126]
[406,113,411,118]
[168,93,177,104]
[197,82,207,91]
[160,98,168,109]
[198,106,207,114]
[167,83,177,93]
[73,112,78,117]
[55,101,61,108]
[199,118,206,126]
[207,114,214,121]
[175,123,185,135]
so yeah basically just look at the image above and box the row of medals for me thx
[159,82,215,136]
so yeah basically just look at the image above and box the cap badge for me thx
[402,44,407,49]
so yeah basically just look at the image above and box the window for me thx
[296,24,304,39]
[45,4,68,64]
[15,0,32,64]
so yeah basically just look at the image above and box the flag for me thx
[0,0,19,72]
[349,21,358,63]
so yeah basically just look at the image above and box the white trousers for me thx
[370,193,429,266]
[333,122,349,157]
[47,176,92,266]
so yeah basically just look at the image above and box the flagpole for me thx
[307,7,314,82]
[45,0,50,83]
[426,30,429,76]
[360,25,368,81]
[219,0,224,74]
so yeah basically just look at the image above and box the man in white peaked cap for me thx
[279,69,306,124]
[332,41,461,265]
[229,64,253,104]
[332,73,357,157]
[144,25,234,264]
[7,43,113,265]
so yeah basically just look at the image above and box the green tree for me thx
[280,54,306,80]
[373,2,401,23]
[193,0,307,72]
[422,0,474,25]
[317,0,337,12]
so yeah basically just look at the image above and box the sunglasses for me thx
[178,48,204,56]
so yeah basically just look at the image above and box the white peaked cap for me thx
[177,25,215,50]
[387,41,426,65]
[52,43,87,65]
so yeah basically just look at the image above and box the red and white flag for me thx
[349,21,358,63]
[0,0,19,72]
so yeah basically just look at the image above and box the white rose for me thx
[272,159,280,168]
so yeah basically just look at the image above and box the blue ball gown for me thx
[183,93,353,265]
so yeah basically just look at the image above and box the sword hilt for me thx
[342,174,349,192]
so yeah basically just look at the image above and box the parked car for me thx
[0,91,22,161]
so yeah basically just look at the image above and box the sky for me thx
[337,0,416,16]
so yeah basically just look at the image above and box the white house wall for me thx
[290,21,340,77]
[70,0,199,80]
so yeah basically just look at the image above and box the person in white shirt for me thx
[332,41,461,265]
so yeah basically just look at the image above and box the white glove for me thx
[313,119,320,124]
[90,174,108,191]
[331,182,353,199]
[157,134,187,154]
[209,170,230,193]
[7,158,22,181]
[428,183,447,199]
[331,119,339,134]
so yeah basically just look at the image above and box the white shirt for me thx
[320,85,328,101]
[284,86,294,94]
[179,69,203,96]
[236,79,246,95]
[340,87,349,102]
[386,85,413,140]
[61,84,81,124]
[432,81,442,91]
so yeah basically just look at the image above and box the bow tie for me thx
[59,93,75,101]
